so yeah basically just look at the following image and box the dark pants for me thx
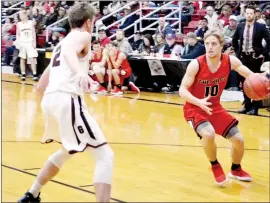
[240,53,264,110]
[4,46,15,65]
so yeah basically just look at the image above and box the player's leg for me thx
[27,44,39,81]
[196,122,228,186]
[18,148,74,202]
[111,69,123,95]
[93,65,107,94]
[18,44,27,81]
[209,108,252,182]
[87,145,114,202]
[226,127,252,181]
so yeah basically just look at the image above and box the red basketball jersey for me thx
[109,51,131,71]
[91,50,103,63]
[184,54,231,110]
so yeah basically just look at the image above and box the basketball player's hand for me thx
[77,73,94,91]
[198,95,212,115]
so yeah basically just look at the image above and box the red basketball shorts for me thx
[184,106,238,139]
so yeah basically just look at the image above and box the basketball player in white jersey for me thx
[18,3,114,202]
[17,10,38,81]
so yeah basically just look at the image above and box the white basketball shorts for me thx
[18,42,38,59]
[41,92,107,154]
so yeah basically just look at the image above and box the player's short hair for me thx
[92,40,100,45]
[245,5,256,13]
[204,30,225,46]
[68,2,95,29]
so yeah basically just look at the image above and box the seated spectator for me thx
[181,35,190,55]
[102,6,117,26]
[90,40,109,94]
[8,16,19,36]
[218,4,232,26]
[196,18,209,41]
[45,6,58,27]
[153,33,165,53]
[181,1,195,25]
[94,6,102,23]
[131,31,143,51]
[204,5,218,29]
[108,1,122,14]
[115,29,133,55]
[154,17,174,39]
[2,18,13,40]
[107,41,132,95]
[50,7,68,33]
[137,34,155,55]
[181,32,205,59]
[212,20,224,32]
[223,15,238,45]
[98,27,111,48]
[119,6,139,36]
[255,8,267,24]
[159,33,183,58]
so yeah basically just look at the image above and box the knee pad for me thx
[88,145,114,185]
[226,126,240,139]
[48,148,73,169]
[93,65,105,75]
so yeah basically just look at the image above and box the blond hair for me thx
[203,30,225,46]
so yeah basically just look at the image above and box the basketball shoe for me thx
[211,163,228,186]
[228,167,252,182]
[18,191,41,203]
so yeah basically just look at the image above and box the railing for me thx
[45,1,99,42]
[106,1,182,40]
[1,1,24,23]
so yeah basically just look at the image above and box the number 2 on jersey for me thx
[52,45,61,67]
[205,85,219,97]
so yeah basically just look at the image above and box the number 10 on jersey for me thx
[205,85,219,97]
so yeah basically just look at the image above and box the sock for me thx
[29,180,42,198]
[231,163,241,171]
[21,72,26,76]
[210,160,219,165]
[100,82,106,88]
[116,84,121,89]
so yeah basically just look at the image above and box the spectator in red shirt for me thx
[98,27,111,48]
[218,5,232,26]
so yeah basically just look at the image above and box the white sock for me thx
[29,180,42,198]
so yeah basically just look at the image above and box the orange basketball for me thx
[243,73,270,101]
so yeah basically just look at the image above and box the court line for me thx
[2,79,269,118]
[2,140,269,152]
[2,164,126,203]
[23,168,41,171]
[79,184,94,188]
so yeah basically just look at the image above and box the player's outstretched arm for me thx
[179,59,212,115]
[230,55,253,78]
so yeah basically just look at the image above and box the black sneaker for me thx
[18,192,41,203]
[33,74,39,81]
[21,74,26,81]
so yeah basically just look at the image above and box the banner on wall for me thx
[147,59,166,76]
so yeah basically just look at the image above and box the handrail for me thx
[45,1,98,42]
[2,1,24,11]
[1,10,21,23]
[99,1,136,23]
[108,1,176,39]
[105,10,138,30]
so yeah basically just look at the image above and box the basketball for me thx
[243,73,270,101]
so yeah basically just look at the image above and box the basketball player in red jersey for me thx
[90,40,109,94]
[107,41,132,95]
[179,30,268,186]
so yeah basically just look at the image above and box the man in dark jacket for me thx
[181,32,205,59]
[232,5,270,115]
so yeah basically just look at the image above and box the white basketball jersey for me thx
[18,20,33,43]
[45,31,91,97]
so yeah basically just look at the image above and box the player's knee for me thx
[48,148,73,169]
[92,65,102,74]
[201,130,215,141]
[230,133,244,147]
[91,145,114,184]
